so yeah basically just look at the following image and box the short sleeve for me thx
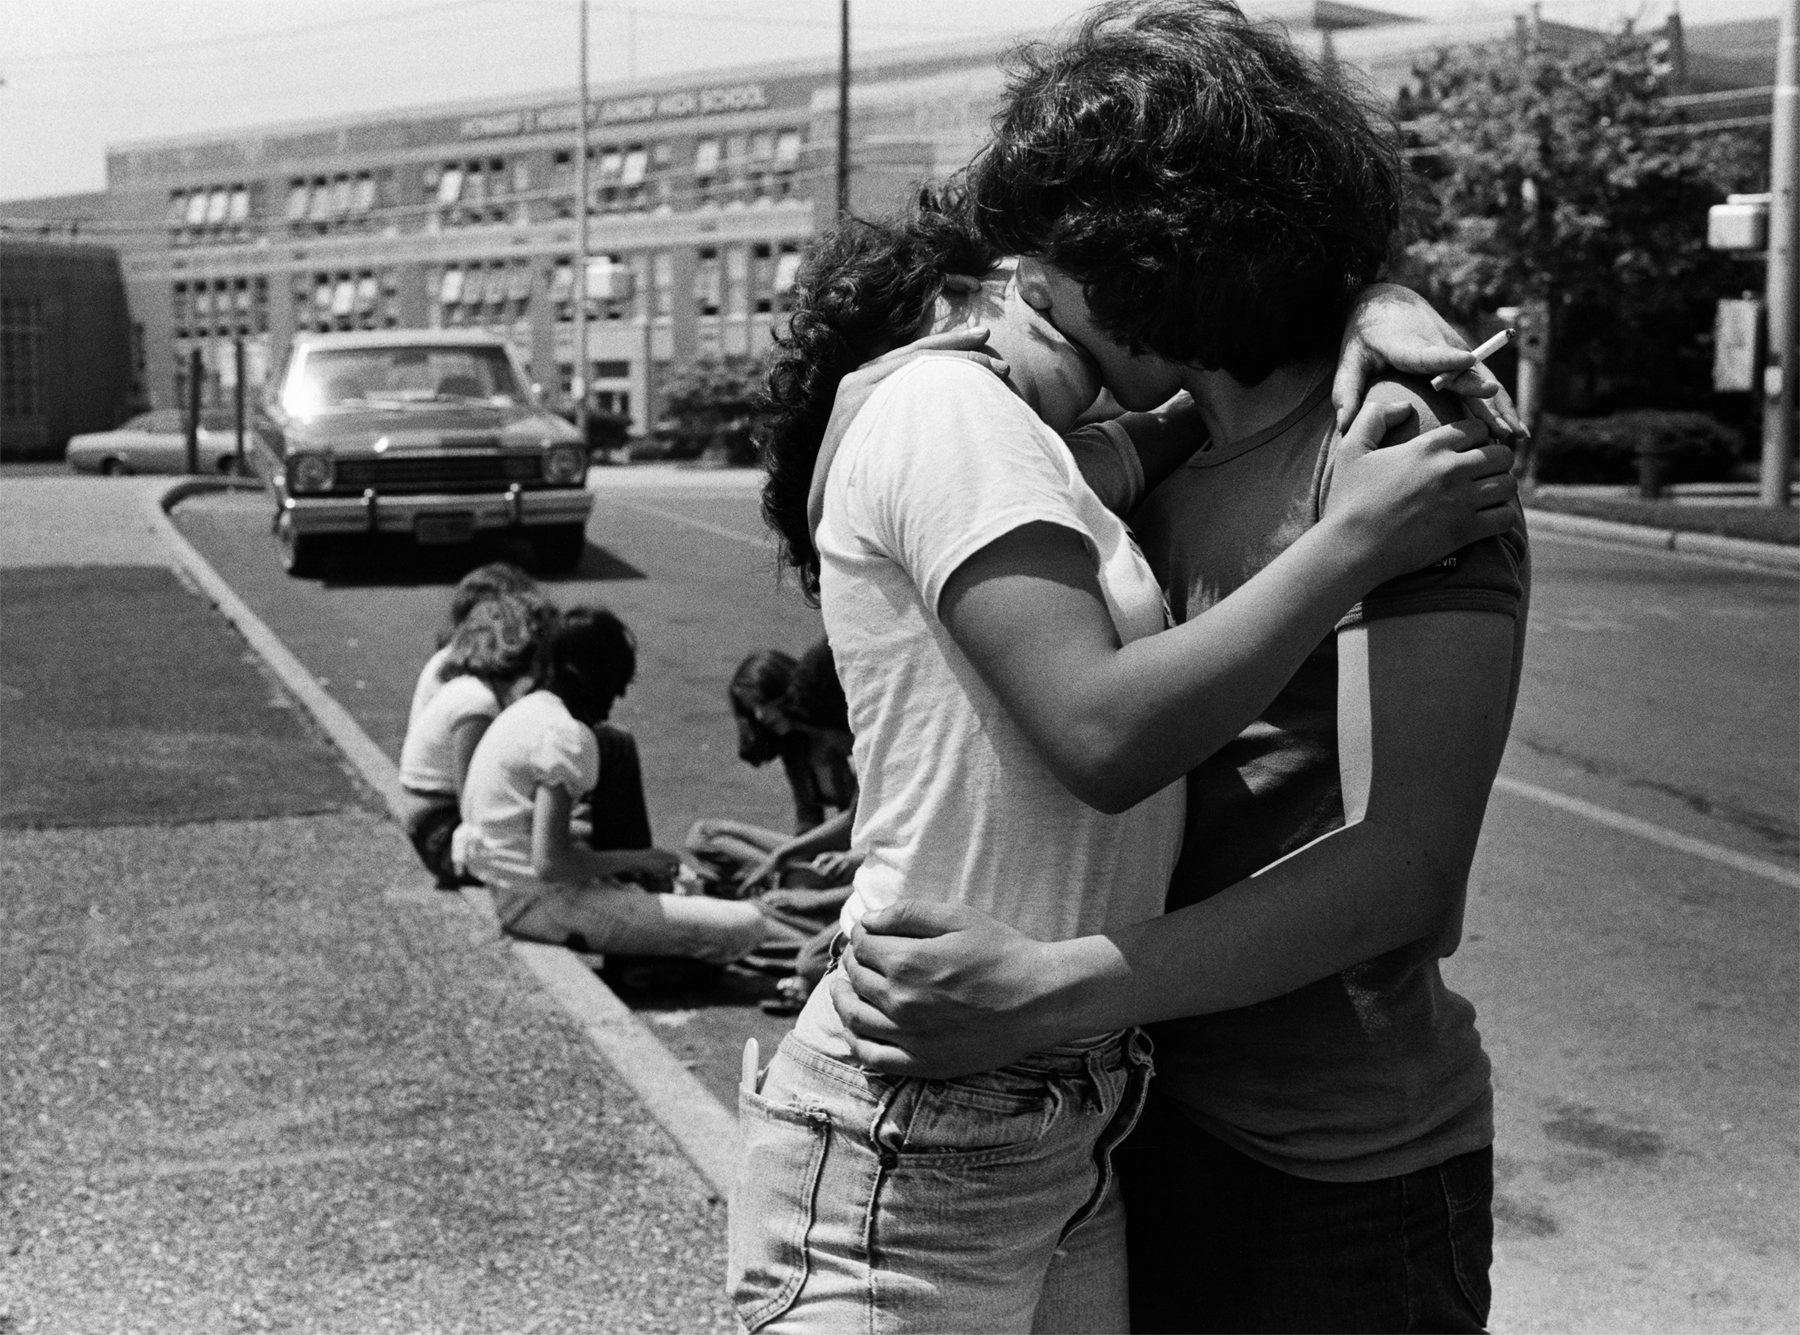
[1064,418,1144,517]
[1324,375,1528,629]
[530,713,600,797]
[845,358,1090,614]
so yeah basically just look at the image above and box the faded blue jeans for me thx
[728,1022,1154,1333]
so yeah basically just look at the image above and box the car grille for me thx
[332,453,543,494]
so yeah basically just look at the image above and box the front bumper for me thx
[279,484,593,536]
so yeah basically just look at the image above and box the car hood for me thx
[283,403,580,452]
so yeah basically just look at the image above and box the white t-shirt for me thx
[456,690,600,900]
[817,356,1186,946]
[408,646,453,730]
[398,672,502,796]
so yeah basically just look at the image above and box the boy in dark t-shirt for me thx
[829,4,1528,1330]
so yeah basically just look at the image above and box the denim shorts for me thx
[727,1023,1154,1333]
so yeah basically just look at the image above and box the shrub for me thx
[1532,411,1745,485]
[657,358,765,465]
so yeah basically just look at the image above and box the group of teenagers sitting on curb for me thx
[415,3,1537,1330]
[397,561,860,997]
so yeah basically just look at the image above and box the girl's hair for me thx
[755,189,1001,599]
[782,639,849,736]
[535,605,637,723]
[439,591,552,696]
[729,648,798,765]
[441,561,539,645]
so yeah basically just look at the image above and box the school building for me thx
[0,3,1774,452]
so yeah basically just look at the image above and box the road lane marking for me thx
[1493,775,1800,890]
[603,496,769,549]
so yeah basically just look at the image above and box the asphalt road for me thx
[171,477,1799,1333]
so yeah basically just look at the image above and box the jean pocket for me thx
[1439,1147,1494,1327]
[885,1069,1063,1163]
[729,1086,830,1332]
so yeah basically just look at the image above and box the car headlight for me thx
[289,454,334,493]
[543,444,587,485]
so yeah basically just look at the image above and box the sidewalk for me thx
[0,477,735,1333]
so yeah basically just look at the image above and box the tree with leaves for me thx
[658,357,767,464]
[1397,23,1767,425]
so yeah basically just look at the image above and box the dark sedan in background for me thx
[249,330,593,577]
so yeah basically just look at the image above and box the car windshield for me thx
[286,345,523,414]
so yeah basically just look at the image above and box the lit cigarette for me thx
[1430,327,1516,392]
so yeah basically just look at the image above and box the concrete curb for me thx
[146,478,738,1198]
[1524,506,1800,573]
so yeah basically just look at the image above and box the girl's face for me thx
[931,260,1103,433]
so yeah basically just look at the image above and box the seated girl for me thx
[457,605,772,963]
[408,561,539,728]
[396,590,547,888]
[685,639,860,898]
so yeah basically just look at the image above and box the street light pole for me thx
[1761,0,1798,507]
[836,0,851,217]
[574,0,591,439]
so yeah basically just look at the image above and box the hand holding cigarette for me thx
[1430,328,1516,393]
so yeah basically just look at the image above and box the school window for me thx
[1,298,43,421]
[327,176,352,217]
[205,188,230,226]
[774,130,803,167]
[725,246,749,318]
[284,180,310,221]
[184,193,209,227]
[227,186,250,224]
[752,243,775,314]
[439,268,465,306]
[307,177,333,223]
[694,248,722,316]
[350,174,376,214]
[621,147,647,186]
[437,165,465,206]
[773,244,803,311]
[694,138,721,177]
[652,252,674,319]
[168,191,189,226]
[464,162,488,205]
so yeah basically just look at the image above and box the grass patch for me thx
[1525,492,1799,546]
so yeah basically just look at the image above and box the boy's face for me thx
[1015,259,1186,412]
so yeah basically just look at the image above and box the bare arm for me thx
[449,715,491,795]
[740,803,857,892]
[832,608,1517,1074]
[530,785,681,885]
[937,402,1511,813]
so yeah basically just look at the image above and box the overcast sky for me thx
[0,0,1779,202]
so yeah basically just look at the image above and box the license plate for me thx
[415,513,475,544]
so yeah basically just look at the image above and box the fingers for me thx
[857,899,970,940]
[828,968,903,1042]
[1340,398,1416,451]
[1441,439,1517,480]
[940,274,983,295]
[1474,473,1519,509]
[874,325,990,359]
[1330,337,1372,434]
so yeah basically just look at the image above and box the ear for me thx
[1014,257,1055,312]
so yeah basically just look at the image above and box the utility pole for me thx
[574,0,591,439]
[234,337,247,473]
[1761,0,1798,508]
[836,0,851,217]
[185,348,202,475]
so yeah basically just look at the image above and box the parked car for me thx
[249,330,593,577]
[66,409,247,476]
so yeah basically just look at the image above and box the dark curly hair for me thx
[536,605,637,725]
[440,590,552,696]
[970,0,1403,386]
[755,191,1001,599]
